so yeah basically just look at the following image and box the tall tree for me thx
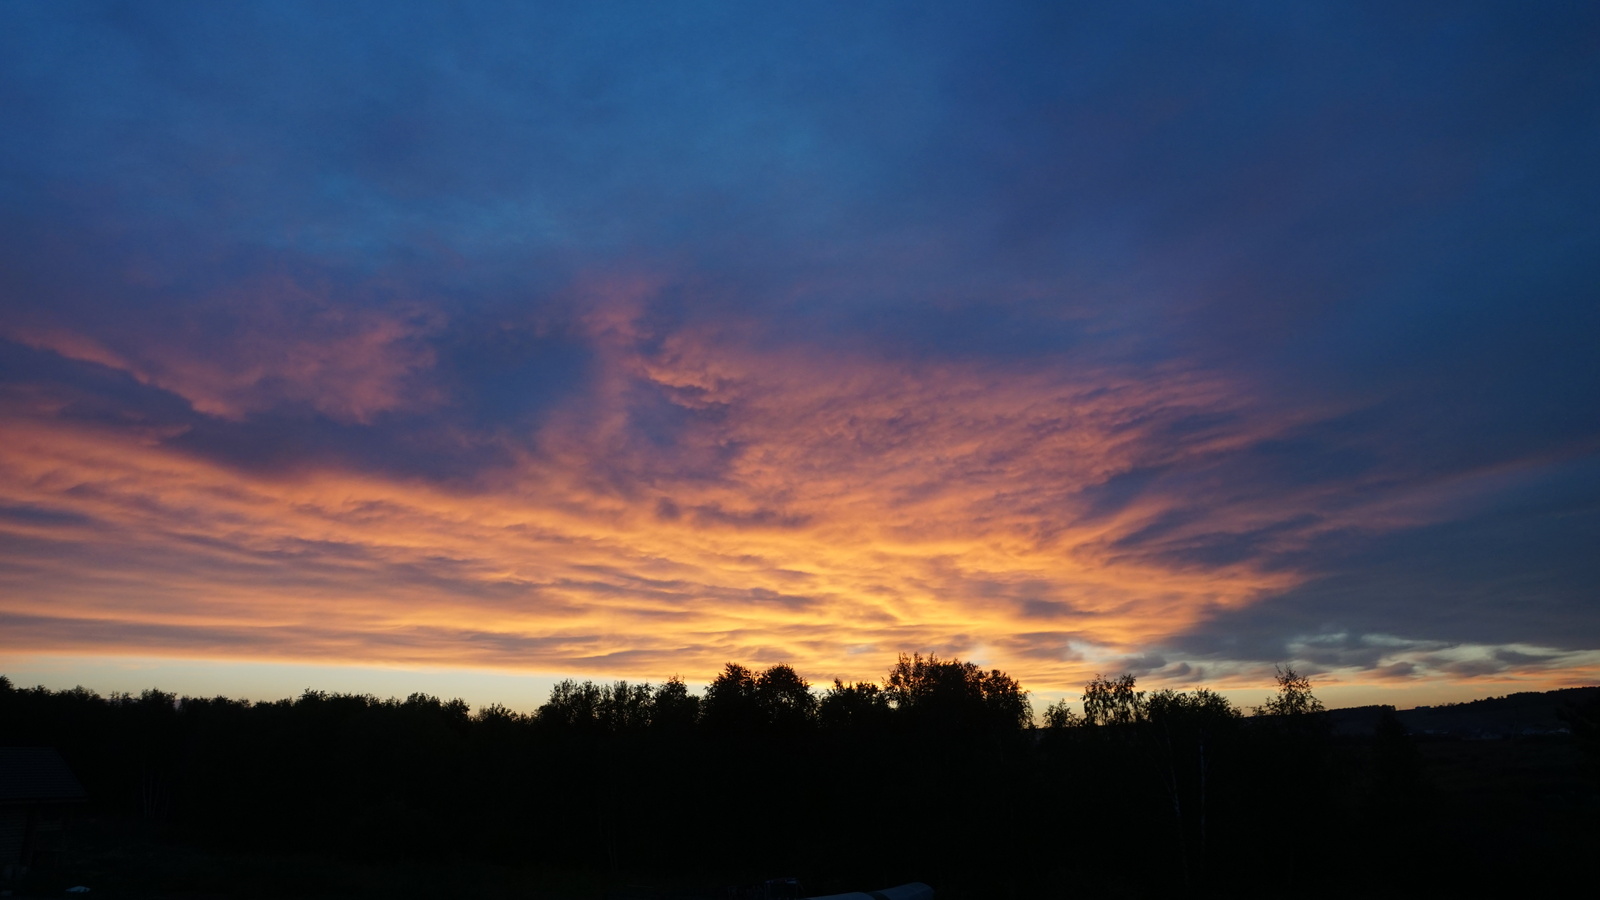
[598,680,655,732]
[700,662,761,732]
[1081,673,1145,727]
[820,679,890,731]
[538,679,604,730]
[651,675,701,731]
[1041,698,1082,729]
[883,653,1032,730]
[755,664,817,732]
[1256,666,1324,717]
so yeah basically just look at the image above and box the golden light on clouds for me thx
[0,292,1358,692]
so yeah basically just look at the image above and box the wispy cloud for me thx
[6,276,441,423]
[4,288,1585,692]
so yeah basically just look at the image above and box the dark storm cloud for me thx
[1168,454,1600,665]
[8,2,1596,381]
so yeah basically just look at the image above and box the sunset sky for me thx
[3,1,1598,712]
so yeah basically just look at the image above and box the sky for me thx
[2,1,1598,712]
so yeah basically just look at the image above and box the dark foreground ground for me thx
[9,734,1599,900]
[1406,736,1597,879]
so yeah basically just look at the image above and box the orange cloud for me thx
[0,294,1573,694]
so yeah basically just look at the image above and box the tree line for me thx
[0,658,1521,897]
[527,655,1034,736]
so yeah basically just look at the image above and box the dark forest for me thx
[3,658,1598,899]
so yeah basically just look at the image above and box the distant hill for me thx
[1327,686,1600,738]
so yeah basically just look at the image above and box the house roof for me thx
[0,748,87,803]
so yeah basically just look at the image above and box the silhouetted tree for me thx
[821,680,890,731]
[1242,666,1334,886]
[1145,688,1241,880]
[979,668,1033,731]
[122,688,182,822]
[473,702,528,728]
[1081,673,1145,727]
[883,653,1032,731]
[1256,665,1324,716]
[23,659,1579,896]
[1041,698,1081,729]
[598,680,654,731]
[1559,691,1600,783]
[1146,688,1236,726]
[538,678,605,730]
[700,662,761,732]
[652,675,701,731]
[1371,707,1423,800]
[755,664,817,732]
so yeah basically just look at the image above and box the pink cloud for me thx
[6,275,441,423]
